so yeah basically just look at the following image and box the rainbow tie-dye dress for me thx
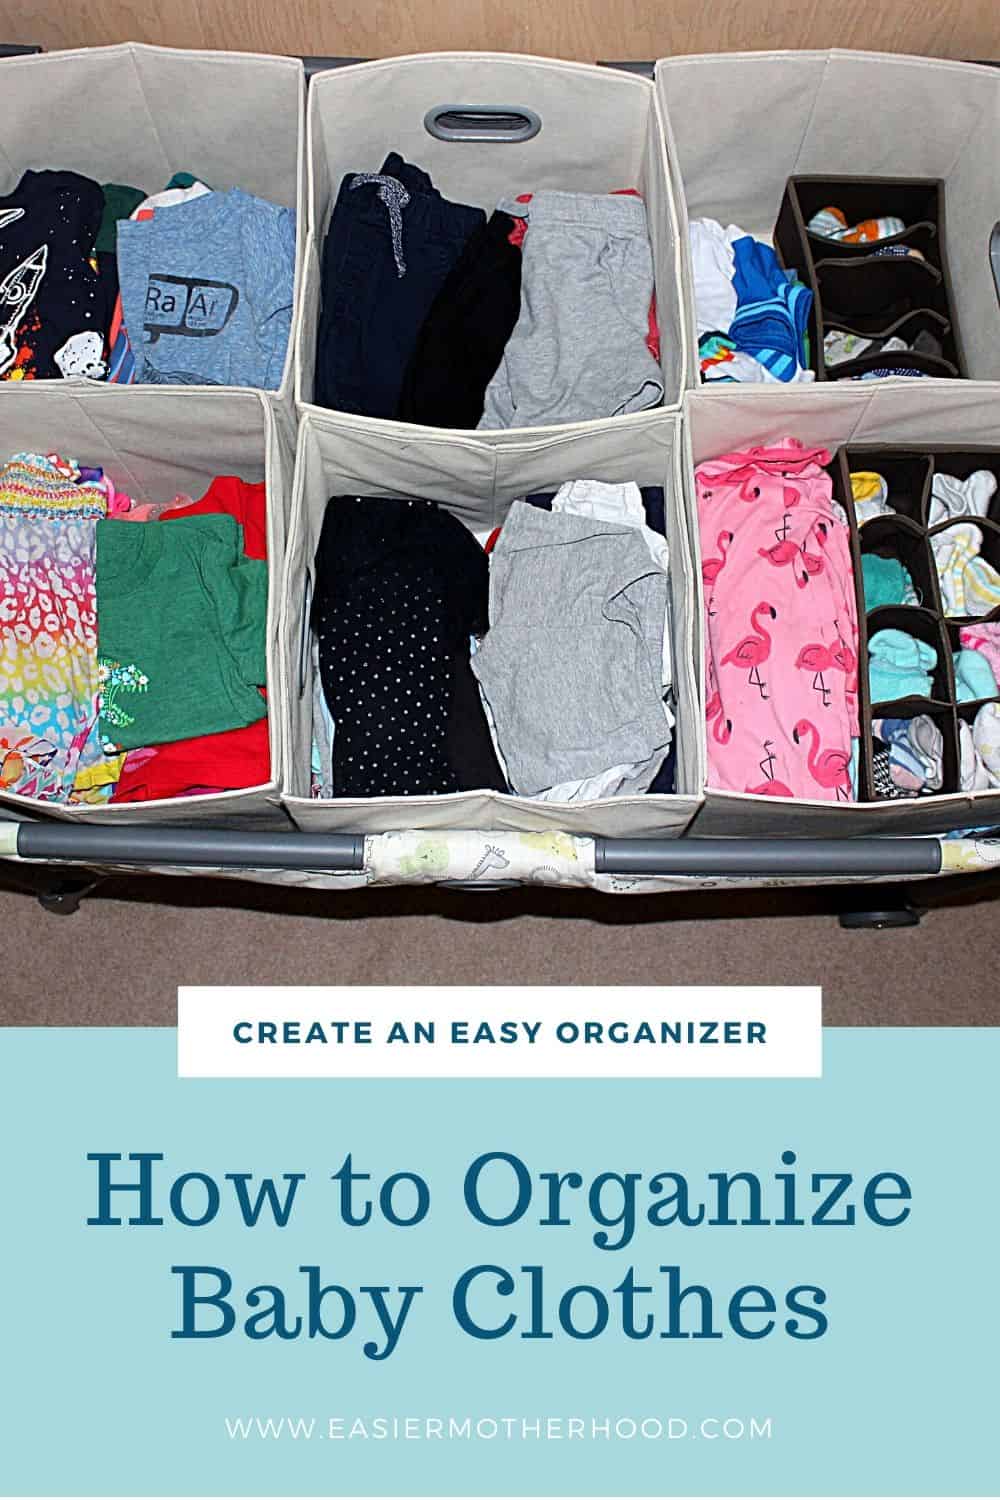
[0,453,107,800]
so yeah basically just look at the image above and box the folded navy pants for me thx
[396,210,523,428]
[315,153,485,418]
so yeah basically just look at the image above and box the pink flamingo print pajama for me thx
[697,440,860,801]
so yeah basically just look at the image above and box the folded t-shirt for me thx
[117,187,295,388]
[0,169,110,380]
[96,512,268,749]
[109,476,272,800]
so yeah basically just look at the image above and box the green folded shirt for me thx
[97,183,145,254]
[96,514,268,750]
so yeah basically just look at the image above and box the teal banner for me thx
[1,1028,996,1497]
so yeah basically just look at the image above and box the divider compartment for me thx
[806,221,938,263]
[925,450,1000,527]
[856,519,941,614]
[814,254,946,325]
[842,448,933,526]
[863,606,953,710]
[279,410,702,837]
[830,349,959,382]
[0,384,292,827]
[929,516,1000,620]
[945,620,1000,707]
[866,703,960,800]
[791,176,942,246]
[823,309,954,378]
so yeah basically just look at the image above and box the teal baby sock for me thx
[953,647,999,703]
[862,553,918,610]
[869,628,937,703]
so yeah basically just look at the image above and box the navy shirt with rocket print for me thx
[0,170,109,381]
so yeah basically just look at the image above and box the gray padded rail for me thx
[5,823,944,879]
[13,824,366,872]
[595,837,942,877]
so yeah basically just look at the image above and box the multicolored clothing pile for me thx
[0,454,270,807]
[0,453,107,800]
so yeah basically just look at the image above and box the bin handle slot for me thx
[423,105,541,143]
[298,571,313,698]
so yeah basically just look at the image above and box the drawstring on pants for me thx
[349,173,410,277]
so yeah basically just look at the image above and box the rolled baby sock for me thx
[871,732,913,798]
[862,553,918,609]
[973,701,1000,787]
[850,470,893,524]
[952,647,999,703]
[911,329,944,359]
[959,719,991,792]
[807,206,905,243]
[928,469,997,527]
[824,330,873,366]
[868,628,936,702]
[932,522,1000,617]
[808,206,848,238]
[874,717,928,792]
[959,622,1000,679]
[907,713,944,791]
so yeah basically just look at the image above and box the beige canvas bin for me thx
[656,50,1000,391]
[0,43,305,420]
[0,384,293,827]
[685,381,1000,837]
[278,409,703,837]
[297,52,687,434]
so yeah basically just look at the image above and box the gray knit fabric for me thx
[471,502,670,795]
[478,191,664,429]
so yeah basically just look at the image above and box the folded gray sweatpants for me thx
[471,502,670,796]
[478,191,664,430]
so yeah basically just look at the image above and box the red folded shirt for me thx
[161,474,268,561]
[110,714,270,802]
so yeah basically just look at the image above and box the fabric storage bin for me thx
[0,384,292,826]
[278,409,703,837]
[656,51,1000,390]
[685,380,1000,837]
[297,52,687,435]
[0,44,304,421]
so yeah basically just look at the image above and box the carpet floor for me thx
[2,865,997,1026]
